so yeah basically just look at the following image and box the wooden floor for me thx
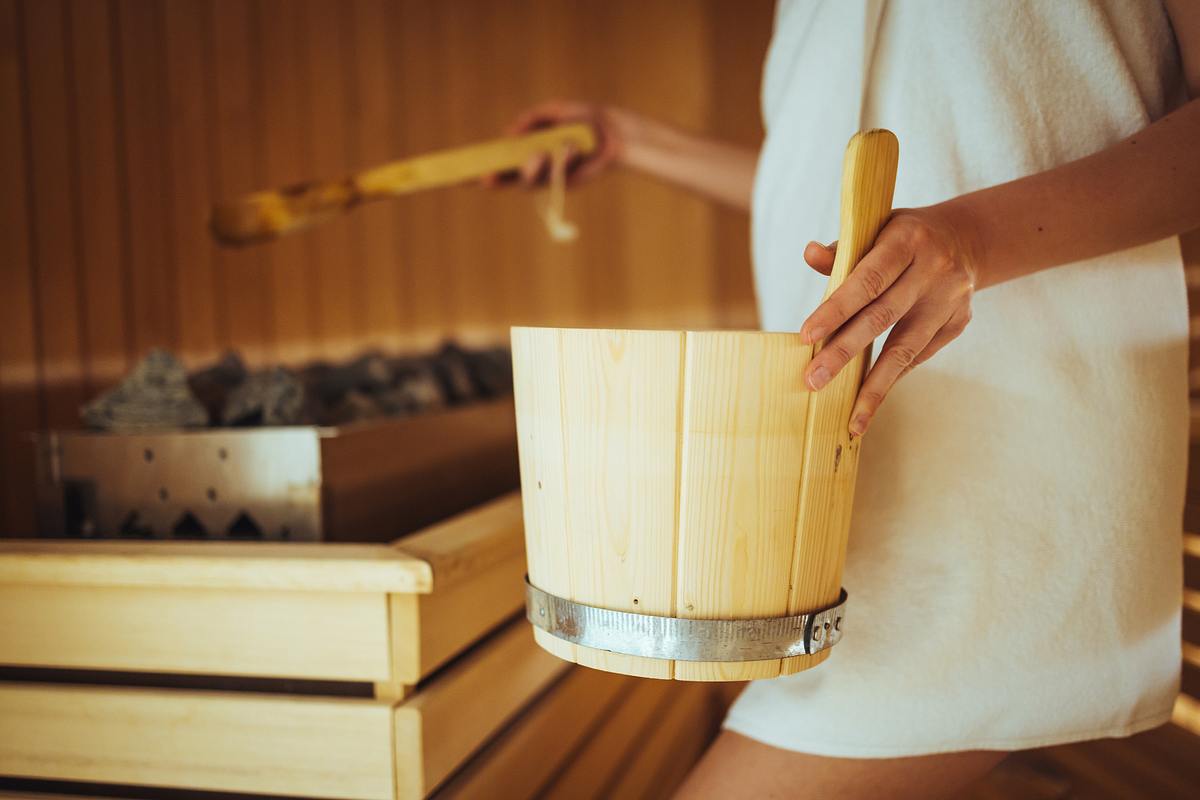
[960,723,1200,800]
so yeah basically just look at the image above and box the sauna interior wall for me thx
[0,0,774,534]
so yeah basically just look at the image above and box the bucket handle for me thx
[785,130,899,619]
[822,129,900,299]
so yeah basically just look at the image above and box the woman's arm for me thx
[800,4,1200,436]
[492,101,757,212]
[954,99,1200,289]
[617,112,758,210]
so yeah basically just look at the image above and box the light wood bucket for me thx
[513,130,898,681]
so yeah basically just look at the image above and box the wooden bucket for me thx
[513,130,898,681]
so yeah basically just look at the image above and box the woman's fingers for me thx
[845,309,955,436]
[803,270,923,391]
[507,102,570,135]
[799,232,911,345]
[803,240,837,275]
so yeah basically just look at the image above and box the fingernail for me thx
[803,326,826,344]
[849,414,869,436]
[807,365,831,391]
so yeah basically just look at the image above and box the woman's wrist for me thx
[608,107,677,174]
[934,194,993,291]
[603,107,757,210]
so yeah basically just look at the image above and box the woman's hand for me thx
[799,203,983,437]
[483,100,633,189]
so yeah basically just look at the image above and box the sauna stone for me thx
[81,349,208,432]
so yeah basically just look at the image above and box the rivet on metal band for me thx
[525,577,848,662]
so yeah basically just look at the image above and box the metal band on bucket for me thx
[525,577,848,662]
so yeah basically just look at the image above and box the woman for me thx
[497,2,1200,797]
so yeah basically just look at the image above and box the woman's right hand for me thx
[484,100,631,189]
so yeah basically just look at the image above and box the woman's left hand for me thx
[799,203,983,437]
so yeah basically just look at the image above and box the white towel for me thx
[726,0,1188,756]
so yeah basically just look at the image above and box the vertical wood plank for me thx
[163,0,220,364]
[707,0,770,330]
[115,0,177,357]
[209,0,272,364]
[257,0,317,365]
[567,2,630,328]
[556,328,684,679]
[478,0,536,333]
[390,0,453,347]
[437,1,505,343]
[494,0,588,331]
[346,0,403,350]
[69,0,131,391]
[21,0,86,427]
[302,0,360,360]
[0,0,40,534]
[605,0,719,331]
[674,331,812,680]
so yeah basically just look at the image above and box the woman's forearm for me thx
[613,111,758,211]
[946,98,1200,289]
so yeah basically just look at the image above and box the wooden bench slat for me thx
[394,617,568,798]
[0,684,395,800]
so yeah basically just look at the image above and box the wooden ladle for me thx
[209,123,597,247]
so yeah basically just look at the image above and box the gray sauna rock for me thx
[188,350,249,422]
[81,349,209,431]
[221,367,305,427]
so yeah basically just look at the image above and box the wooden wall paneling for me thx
[346,0,404,351]
[438,2,498,343]
[520,0,591,329]
[68,0,131,391]
[479,1,537,333]
[210,0,271,364]
[163,0,220,364]
[390,0,450,349]
[257,0,317,365]
[21,0,86,427]
[115,0,177,357]
[608,0,718,331]
[0,0,40,535]
[114,0,176,357]
[706,0,771,330]
[562,2,627,329]
[302,0,362,360]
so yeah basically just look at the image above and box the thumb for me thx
[803,240,837,275]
